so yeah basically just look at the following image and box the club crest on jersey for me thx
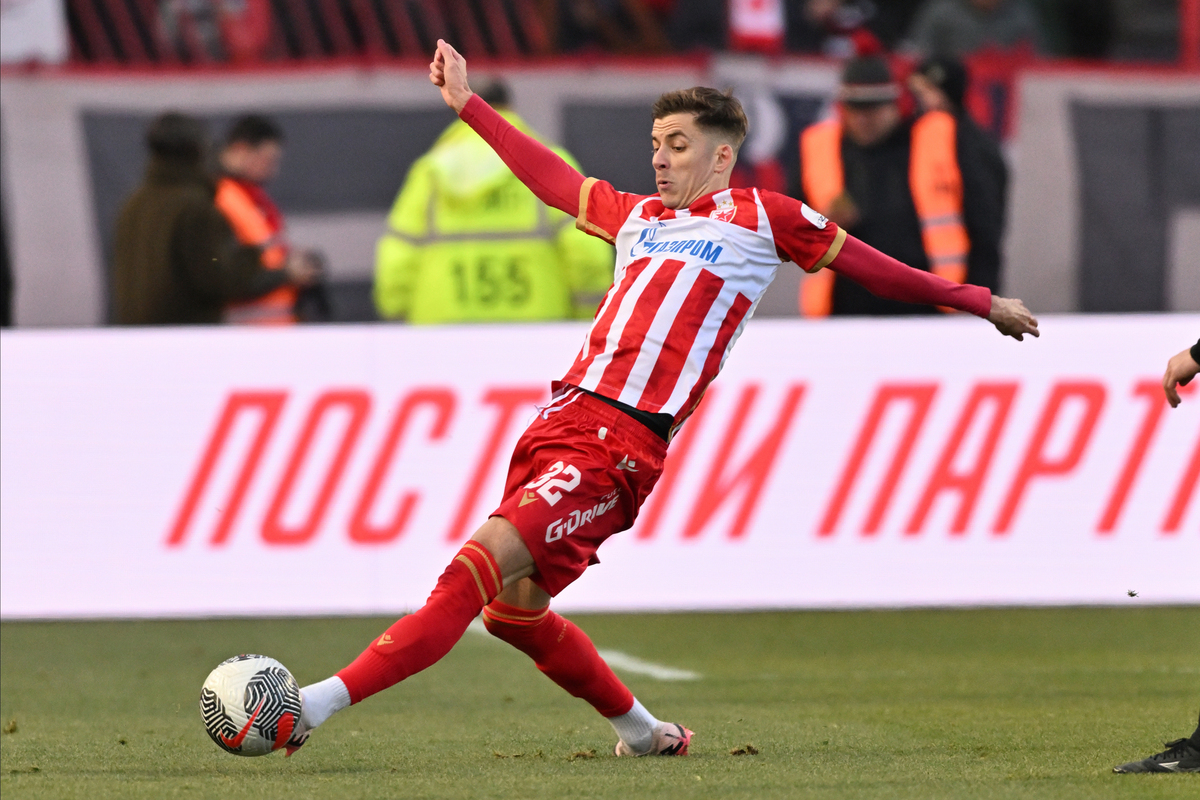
[710,197,737,223]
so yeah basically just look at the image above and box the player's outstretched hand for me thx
[987,296,1039,341]
[1162,347,1199,408]
[430,39,472,113]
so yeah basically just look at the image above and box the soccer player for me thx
[1112,341,1200,774]
[288,40,1039,757]
[1115,712,1200,773]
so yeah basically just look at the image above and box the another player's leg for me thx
[1112,710,1200,773]
[482,577,692,756]
[291,517,534,752]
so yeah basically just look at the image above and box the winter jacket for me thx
[111,156,286,325]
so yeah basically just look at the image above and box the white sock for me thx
[300,676,351,730]
[606,698,659,754]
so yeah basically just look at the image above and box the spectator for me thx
[787,0,883,58]
[159,0,225,60]
[374,82,613,324]
[215,115,326,324]
[110,113,316,325]
[1059,0,1115,59]
[729,0,786,53]
[798,56,969,316]
[552,0,672,53]
[905,0,1044,58]
[159,0,271,62]
[664,0,726,51]
[909,56,1008,292]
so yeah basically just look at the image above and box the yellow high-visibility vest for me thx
[374,111,613,324]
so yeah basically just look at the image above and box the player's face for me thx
[651,113,732,209]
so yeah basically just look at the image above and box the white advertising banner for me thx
[2,315,1198,618]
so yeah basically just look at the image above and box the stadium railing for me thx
[63,0,550,65]
[57,0,1200,69]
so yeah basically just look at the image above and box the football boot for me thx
[1113,737,1200,773]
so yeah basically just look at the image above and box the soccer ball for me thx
[199,654,302,756]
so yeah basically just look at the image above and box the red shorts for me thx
[491,387,667,596]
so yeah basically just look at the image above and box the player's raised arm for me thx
[827,233,1039,341]
[429,40,586,217]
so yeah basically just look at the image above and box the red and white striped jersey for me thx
[562,179,846,429]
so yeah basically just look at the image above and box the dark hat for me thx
[839,56,899,106]
[915,57,968,111]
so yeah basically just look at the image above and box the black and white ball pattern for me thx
[200,654,302,756]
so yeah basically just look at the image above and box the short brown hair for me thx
[652,87,748,151]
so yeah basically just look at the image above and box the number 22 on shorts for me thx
[525,461,581,506]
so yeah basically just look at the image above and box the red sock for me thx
[482,601,634,718]
[338,542,502,704]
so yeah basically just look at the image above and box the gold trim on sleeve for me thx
[575,177,616,243]
[810,226,847,273]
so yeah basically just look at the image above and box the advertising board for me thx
[2,315,1197,617]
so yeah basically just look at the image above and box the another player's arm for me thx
[430,40,585,217]
[826,234,1039,341]
[1162,340,1200,408]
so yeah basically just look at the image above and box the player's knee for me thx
[481,601,547,643]
[470,517,535,584]
[481,604,508,638]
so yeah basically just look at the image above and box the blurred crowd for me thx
[67,0,1176,65]
[87,0,1181,328]
[109,49,1008,328]
[110,113,324,325]
[561,0,1052,58]
[538,0,1146,61]
[108,90,616,327]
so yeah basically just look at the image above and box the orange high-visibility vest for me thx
[214,177,297,325]
[798,111,969,316]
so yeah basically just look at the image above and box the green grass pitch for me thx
[2,608,1198,799]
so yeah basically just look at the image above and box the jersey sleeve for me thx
[459,94,585,217]
[576,177,648,244]
[829,234,992,318]
[758,189,847,273]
